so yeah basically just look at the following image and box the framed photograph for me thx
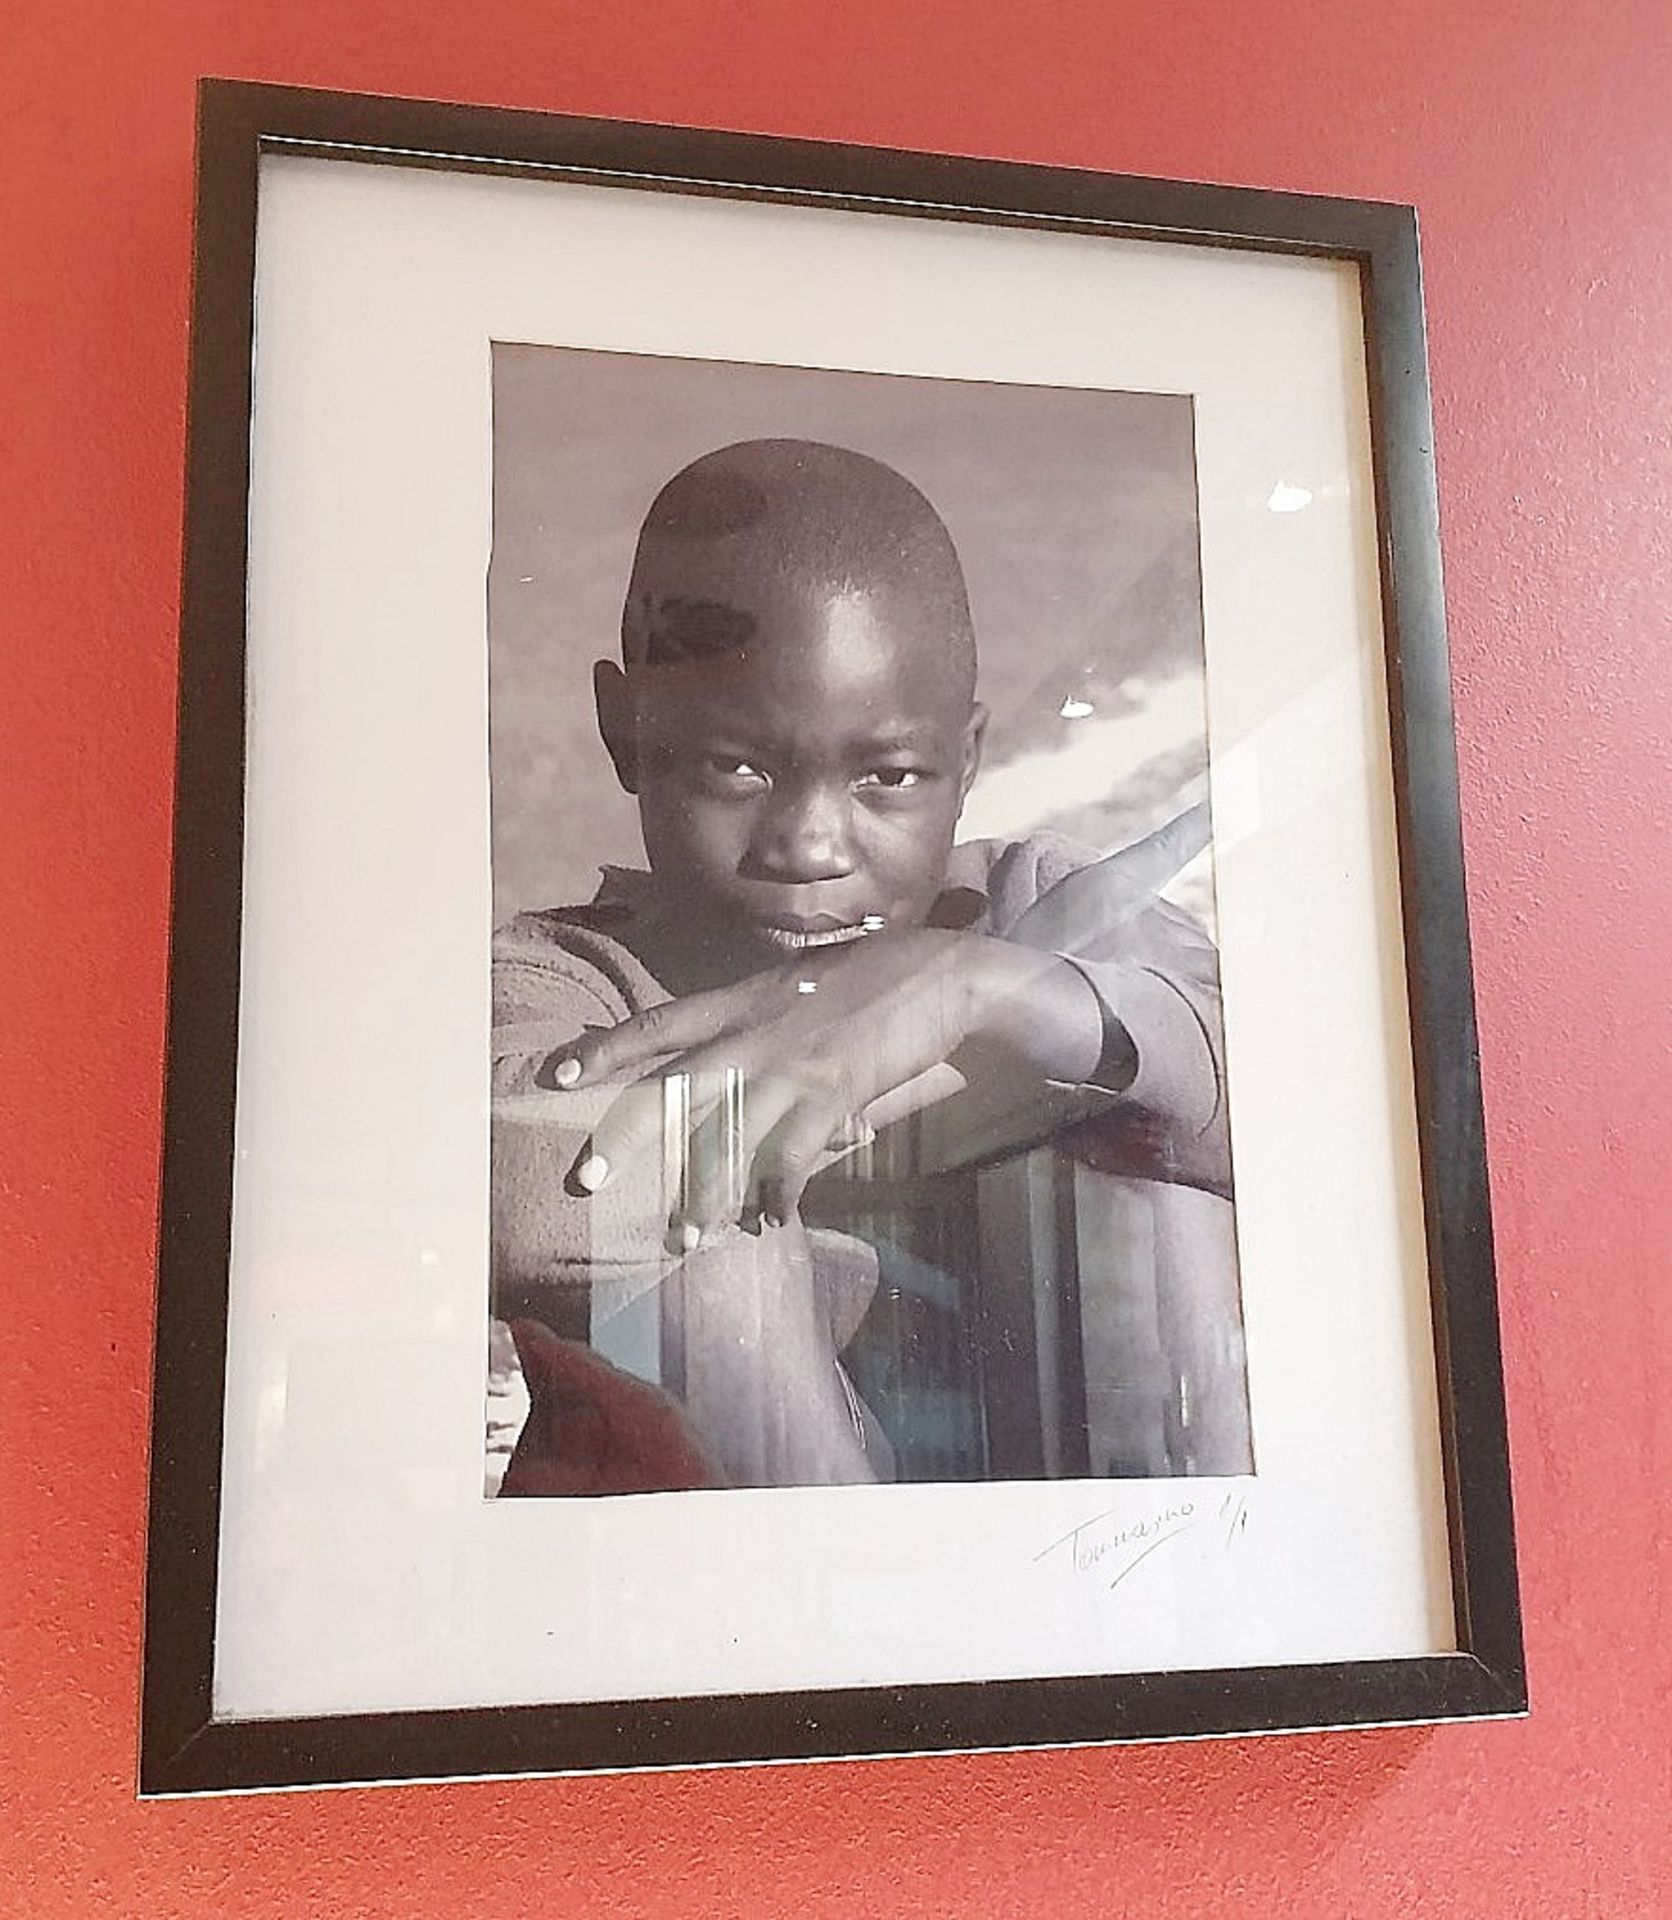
[143,78,1524,1795]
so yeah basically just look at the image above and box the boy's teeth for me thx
[760,923,868,950]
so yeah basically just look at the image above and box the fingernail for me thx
[574,1153,609,1192]
[678,1220,703,1252]
[553,1056,582,1088]
[762,1209,783,1230]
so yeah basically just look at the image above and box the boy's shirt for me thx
[488,830,1245,1490]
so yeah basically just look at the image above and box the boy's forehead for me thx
[632,539,969,667]
[636,531,932,613]
[634,580,970,720]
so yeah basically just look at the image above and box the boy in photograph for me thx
[490,437,1240,1494]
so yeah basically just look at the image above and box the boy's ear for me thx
[957,702,988,807]
[593,660,639,794]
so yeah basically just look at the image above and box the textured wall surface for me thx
[3,1,1669,1913]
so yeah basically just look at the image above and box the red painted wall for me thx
[4,1,1668,1911]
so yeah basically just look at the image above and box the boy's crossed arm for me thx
[552,813,1230,1241]
[547,923,1110,1240]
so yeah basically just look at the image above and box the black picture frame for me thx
[142,76,1523,1796]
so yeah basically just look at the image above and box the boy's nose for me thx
[748,786,857,883]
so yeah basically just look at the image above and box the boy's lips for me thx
[752,915,882,952]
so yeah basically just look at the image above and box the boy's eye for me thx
[699,753,769,786]
[860,767,925,791]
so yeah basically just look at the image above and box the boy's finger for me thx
[547,987,745,1088]
[823,1112,878,1155]
[751,1094,853,1228]
[662,1067,752,1242]
[678,1069,806,1235]
[566,1074,697,1199]
[858,1061,968,1132]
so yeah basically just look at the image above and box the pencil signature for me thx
[1034,1489,1249,1592]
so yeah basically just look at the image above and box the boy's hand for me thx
[551,928,1105,1238]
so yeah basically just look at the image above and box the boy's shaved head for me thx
[622,438,976,697]
[597,438,987,989]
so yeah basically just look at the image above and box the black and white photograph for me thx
[140,88,1523,1790]
[485,346,1251,1497]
